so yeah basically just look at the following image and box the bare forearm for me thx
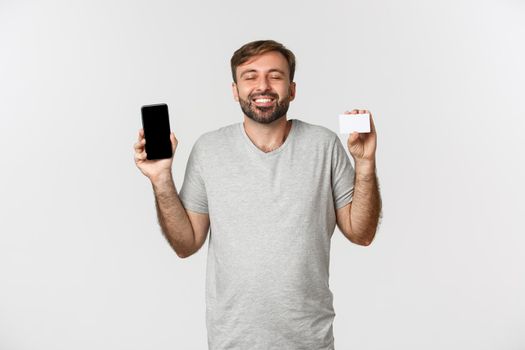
[151,172,195,258]
[350,160,382,245]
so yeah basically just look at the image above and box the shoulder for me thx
[196,122,233,139]
[192,122,239,154]
[294,119,339,146]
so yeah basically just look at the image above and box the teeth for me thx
[254,98,273,103]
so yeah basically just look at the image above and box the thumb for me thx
[348,132,360,146]
[170,132,178,153]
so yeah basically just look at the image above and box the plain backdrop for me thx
[1,0,524,349]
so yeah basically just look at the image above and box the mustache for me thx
[249,92,279,100]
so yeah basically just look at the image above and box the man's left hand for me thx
[344,109,377,165]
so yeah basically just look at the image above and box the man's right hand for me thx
[133,128,178,182]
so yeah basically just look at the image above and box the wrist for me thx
[355,159,376,173]
[150,171,173,186]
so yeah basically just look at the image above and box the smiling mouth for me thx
[252,97,276,107]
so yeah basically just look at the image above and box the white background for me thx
[1,0,524,349]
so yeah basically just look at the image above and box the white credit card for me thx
[339,113,370,133]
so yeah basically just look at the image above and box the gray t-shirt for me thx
[179,118,355,350]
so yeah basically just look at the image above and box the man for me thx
[133,39,381,350]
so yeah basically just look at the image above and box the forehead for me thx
[237,51,289,73]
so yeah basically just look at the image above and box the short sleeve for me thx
[331,135,355,209]
[178,140,209,214]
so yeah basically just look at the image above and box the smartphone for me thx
[141,103,173,160]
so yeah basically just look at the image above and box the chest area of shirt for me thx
[205,151,329,199]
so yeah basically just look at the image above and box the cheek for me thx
[276,82,291,94]
[237,86,252,97]
[279,87,292,99]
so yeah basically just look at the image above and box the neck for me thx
[243,117,292,153]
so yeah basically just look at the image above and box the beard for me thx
[238,90,291,125]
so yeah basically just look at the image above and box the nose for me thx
[255,76,271,92]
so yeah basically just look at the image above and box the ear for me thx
[288,82,296,101]
[232,82,239,101]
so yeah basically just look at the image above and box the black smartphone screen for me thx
[141,103,173,160]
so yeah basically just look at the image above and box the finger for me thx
[348,132,360,145]
[134,139,145,151]
[134,152,147,162]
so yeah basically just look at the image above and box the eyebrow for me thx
[240,69,286,77]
